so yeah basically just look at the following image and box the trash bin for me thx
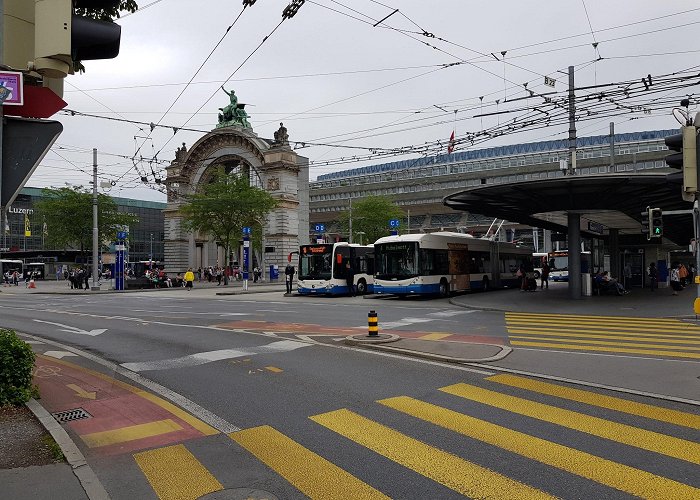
[581,273,592,296]
[270,264,279,281]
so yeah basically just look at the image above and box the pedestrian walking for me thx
[648,262,657,291]
[670,263,682,296]
[184,268,195,291]
[284,262,295,295]
[540,262,550,290]
[345,261,356,296]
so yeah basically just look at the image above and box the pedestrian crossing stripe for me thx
[508,327,700,343]
[506,319,700,336]
[229,425,388,500]
[134,444,223,500]
[486,374,700,430]
[506,312,699,324]
[510,339,700,359]
[440,382,700,464]
[379,395,700,500]
[310,408,556,499]
[509,334,700,351]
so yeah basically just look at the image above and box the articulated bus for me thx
[373,232,531,297]
[297,242,374,295]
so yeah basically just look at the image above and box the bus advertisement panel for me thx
[297,242,374,295]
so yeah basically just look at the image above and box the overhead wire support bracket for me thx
[373,9,398,27]
[283,0,306,20]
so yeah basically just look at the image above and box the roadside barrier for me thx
[368,310,378,337]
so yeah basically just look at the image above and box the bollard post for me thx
[368,310,378,337]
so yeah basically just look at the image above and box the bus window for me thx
[333,247,351,279]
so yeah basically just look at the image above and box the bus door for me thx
[447,243,469,290]
[333,246,351,281]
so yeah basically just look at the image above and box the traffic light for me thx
[640,206,650,236]
[664,125,698,202]
[650,207,663,238]
[33,0,121,79]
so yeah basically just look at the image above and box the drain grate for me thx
[52,408,92,423]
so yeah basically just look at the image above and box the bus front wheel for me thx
[439,279,450,298]
[356,279,367,295]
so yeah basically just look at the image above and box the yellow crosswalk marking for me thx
[506,317,700,334]
[134,444,223,500]
[506,312,697,325]
[418,333,453,340]
[379,396,700,500]
[229,425,388,500]
[440,383,700,465]
[507,327,700,343]
[310,408,556,500]
[510,339,700,359]
[82,419,183,448]
[509,335,700,351]
[486,374,700,430]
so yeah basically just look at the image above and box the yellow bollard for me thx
[368,310,378,337]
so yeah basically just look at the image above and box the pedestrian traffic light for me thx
[664,126,698,202]
[640,206,650,236]
[33,0,121,79]
[650,207,663,238]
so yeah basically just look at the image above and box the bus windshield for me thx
[375,242,418,279]
[299,244,333,280]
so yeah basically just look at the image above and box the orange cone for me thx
[28,279,36,289]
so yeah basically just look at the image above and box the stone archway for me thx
[164,123,309,274]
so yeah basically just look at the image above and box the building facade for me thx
[308,130,675,241]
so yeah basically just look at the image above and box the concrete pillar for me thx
[567,212,581,299]
[609,228,620,279]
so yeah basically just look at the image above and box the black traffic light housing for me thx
[664,126,698,202]
[650,208,663,238]
[640,206,650,237]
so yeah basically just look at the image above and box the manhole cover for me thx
[199,488,278,500]
[52,408,91,423]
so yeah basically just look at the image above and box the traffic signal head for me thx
[664,126,698,202]
[650,208,663,238]
[33,0,121,79]
[640,207,650,236]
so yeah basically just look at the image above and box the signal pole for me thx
[567,65,577,176]
[92,149,99,290]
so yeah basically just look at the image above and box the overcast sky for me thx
[30,0,700,201]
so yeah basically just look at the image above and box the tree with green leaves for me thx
[179,168,277,281]
[36,186,139,257]
[337,195,405,244]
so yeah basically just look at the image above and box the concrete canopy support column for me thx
[568,212,581,299]
[609,228,620,280]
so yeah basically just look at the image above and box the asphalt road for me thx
[2,290,699,499]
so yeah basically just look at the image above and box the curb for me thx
[344,333,401,345]
[26,399,110,500]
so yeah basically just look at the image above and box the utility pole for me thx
[567,65,577,176]
[92,149,99,290]
[348,197,353,243]
[609,122,615,172]
[0,0,5,260]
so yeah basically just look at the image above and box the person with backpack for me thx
[284,262,295,295]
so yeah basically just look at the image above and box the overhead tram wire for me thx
[152,1,310,159]
[132,1,255,163]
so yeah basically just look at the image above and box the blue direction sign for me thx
[315,224,325,232]
[389,219,400,228]
[242,226,251,235]
[116,231,128,240]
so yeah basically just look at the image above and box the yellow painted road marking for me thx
[82,419,183,448]
[418,333,453,341]
[510,340,700,359]
[509,335,700,351]
[310,408,556,500]
[134,444,223,500]
[440,383,700,465]
[507,327,700,343]
[379,396,700,499]
[66,383,97,399]
[486,374,700,430]
[38,355,218,436]
[265,366,283,373]
[506,319,700,335]
[229,425,387,500]
[505,312,696,324]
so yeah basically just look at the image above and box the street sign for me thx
[116,231,128,240]
[2,117,63,207]
[315,224,325,232]
[0,71,24,105]
[3,86,66,119]
[389,219,400,228]
[242,226,251,235]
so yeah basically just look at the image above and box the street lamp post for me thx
[355,231,365,245]
[149,233,153,267]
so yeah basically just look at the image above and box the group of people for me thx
[668,262,695,295]
[2,270,20,286]
[517,262,549,291]
[64,268,91,290]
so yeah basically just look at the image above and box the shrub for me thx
[0,329,37,406]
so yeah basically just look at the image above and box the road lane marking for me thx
[486,374,700,430]
[83,419,183,448]
[310,409,556,499]
[440,382,700,465]
[120,340,310,372]
[134,444,223,500]
[229,425,388,500]
[66,383,96,399]
[507,327,700,343]
[418,333,453,341]
[379,396,700,499]
[509,340,700,359]
[265,366,283,373]
[509,335,700,351]
[506,320,700,336]
[506,312,697,324]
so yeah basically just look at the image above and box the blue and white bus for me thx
[297,242,374,295]
[373,232,531,297]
